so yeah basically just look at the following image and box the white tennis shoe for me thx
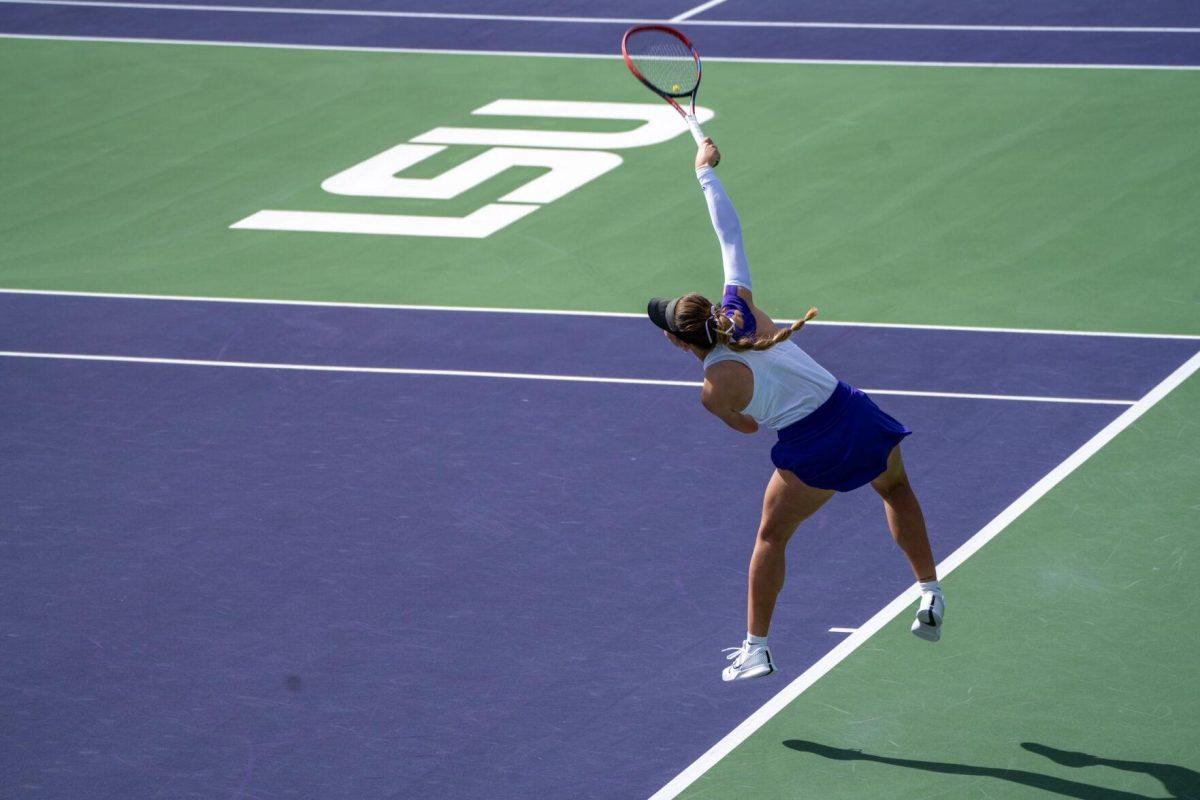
[911,589,945,642]
[722,641,776,682]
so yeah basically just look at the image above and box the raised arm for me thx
[694,141,776,333]
[695,140,751,292]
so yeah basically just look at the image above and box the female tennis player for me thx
[647,140,945,682]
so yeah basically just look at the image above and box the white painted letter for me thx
[412,99,716,150]
[321,144,622,203]
[231,99,700,239]
[230,205,540,239]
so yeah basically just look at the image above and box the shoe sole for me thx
[722,664,775,682]
[911,614,942,642]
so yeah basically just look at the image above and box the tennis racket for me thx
[621,25,709,145]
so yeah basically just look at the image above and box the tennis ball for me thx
[672,83,681,92]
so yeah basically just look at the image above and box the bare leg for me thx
[870,446,937,582]
[747,470,835,636]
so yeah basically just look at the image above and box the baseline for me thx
[5,2,1200,33]
[4,289,1198,341]
[2,25,1200,68]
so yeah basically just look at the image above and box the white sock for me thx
[746,632,768,646]
[919,579,942,595]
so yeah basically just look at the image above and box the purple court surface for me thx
[2,291,1197,798]
[2,0,1199,66]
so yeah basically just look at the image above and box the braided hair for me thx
[672,293,818,352]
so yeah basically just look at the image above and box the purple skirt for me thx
[770,382,911,492]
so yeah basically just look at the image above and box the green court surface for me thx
[2,38,1199,334]
[680,374,1200,800]
[3,36,1198,799]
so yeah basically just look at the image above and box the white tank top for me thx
[703,340,838,430]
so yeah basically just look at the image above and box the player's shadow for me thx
[781,739,1200,800]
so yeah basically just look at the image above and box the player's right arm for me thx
[694,141,776,333]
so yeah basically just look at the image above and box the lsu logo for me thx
[232,100,713,239]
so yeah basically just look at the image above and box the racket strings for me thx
[625,32,699,96]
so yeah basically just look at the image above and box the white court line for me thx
[3,0,1199,33]
[3,288,1199,341]
[649,348,1200,800]
[827,627,857,634]
[0,351,1139,405]
[866,389,1130,406]
[671,0,728,24]
[4,33,1200,71]
[0,351,698,387]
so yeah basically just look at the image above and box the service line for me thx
[0,350,1140,405]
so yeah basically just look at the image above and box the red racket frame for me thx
[620,24,703,120]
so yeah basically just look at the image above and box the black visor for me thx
[647,295,714,347]
[647,296,682,333]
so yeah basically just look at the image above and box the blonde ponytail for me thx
[710,305,818,352]
[672,293,819,352]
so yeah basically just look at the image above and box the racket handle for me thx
[685,114,707,145]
